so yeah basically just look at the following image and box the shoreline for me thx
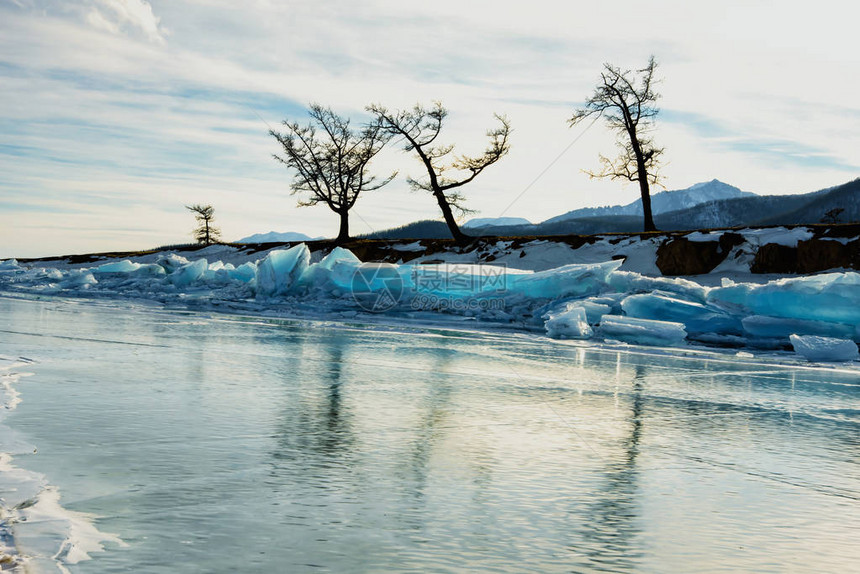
[3,293,857,376]
[3,226,860,363]
[0,355,125,573]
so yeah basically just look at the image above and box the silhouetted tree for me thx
[185,203,221,245]
[270,104,395,244]
[821,207,844,224]
[570,56,664,232]
[368,102,511,243]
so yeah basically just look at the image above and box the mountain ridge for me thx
[542,179,754,224]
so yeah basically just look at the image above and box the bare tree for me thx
[570,56,664,232]
[368,102,511,243]
[185,204,221,245]
[821,207,845,224]
[270,104,395,244]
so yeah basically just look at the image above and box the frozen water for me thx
[502,260,620,301]
[544,306,593,339]
[228,261,257,283]
[155,253,189,273]
[790,334,859,362]
[621,292,742,335]
[255,244,311,297]
[742,315,857,341]
[546,299,613,325]
[58,269,97,289]
[708,272,860,325]
[3,243,860,359]
[94,260,165,277]
[2,297,857,573]
[608,270,708,302]
[598,315,688,347]
[169,258,208,287]
[94,260,143,274]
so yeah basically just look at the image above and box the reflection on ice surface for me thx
[0,297,858,572]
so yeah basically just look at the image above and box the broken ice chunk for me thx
[609,270,709,303]
[708,272,860,325]
[255,244,311,297]
[789,334,859,362]
[621,292,741,335]
[598,315,687,347]
[94,260,164,276]
[170,259,208,287]
[545,307,593,339]
[742,315,856,341]
[59,269,97,289]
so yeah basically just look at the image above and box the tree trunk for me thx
[638,178,657,232]
[335,210,350,244]
[630,136,657,233]
[434,191,469,244]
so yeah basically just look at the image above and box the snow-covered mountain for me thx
[544,179,754,224]
[236,231,322,243]
[463,217,533,229]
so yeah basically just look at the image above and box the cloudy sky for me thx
[1,0,858,257]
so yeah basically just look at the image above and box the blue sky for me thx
[1,0,858,257]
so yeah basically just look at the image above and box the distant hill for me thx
[462,217,532,229]
[544,179,754,224]
[492,178,860,236]
[360,220,453,240]
[652,179,858,230]
[754,179,860,225]
[236,231,322,243]
[347,178,860,240]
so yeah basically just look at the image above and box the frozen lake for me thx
[1,295,858,572]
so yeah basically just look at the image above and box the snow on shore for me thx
[2,231,859,363]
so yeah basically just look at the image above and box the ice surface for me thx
[621,292,742,335]
[555,299,614,325]
[256,244,311,297]
[503,260,621,301]
[598,315,688,347]
[708,273,860,325]
[544,306,593,339]
[93,260,142,274]
[155,253,190,273]
[790,334,859,362]
[59,270,97,289]
[3,242,859,355]
[170,259,208,287]
[608,271,708,303]
[228,261,257,283]
[742,315,857,341]
[299,247,362,293]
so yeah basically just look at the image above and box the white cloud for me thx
[0,0,858,257]
[85,7,119,34]
[89,0,167,45]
